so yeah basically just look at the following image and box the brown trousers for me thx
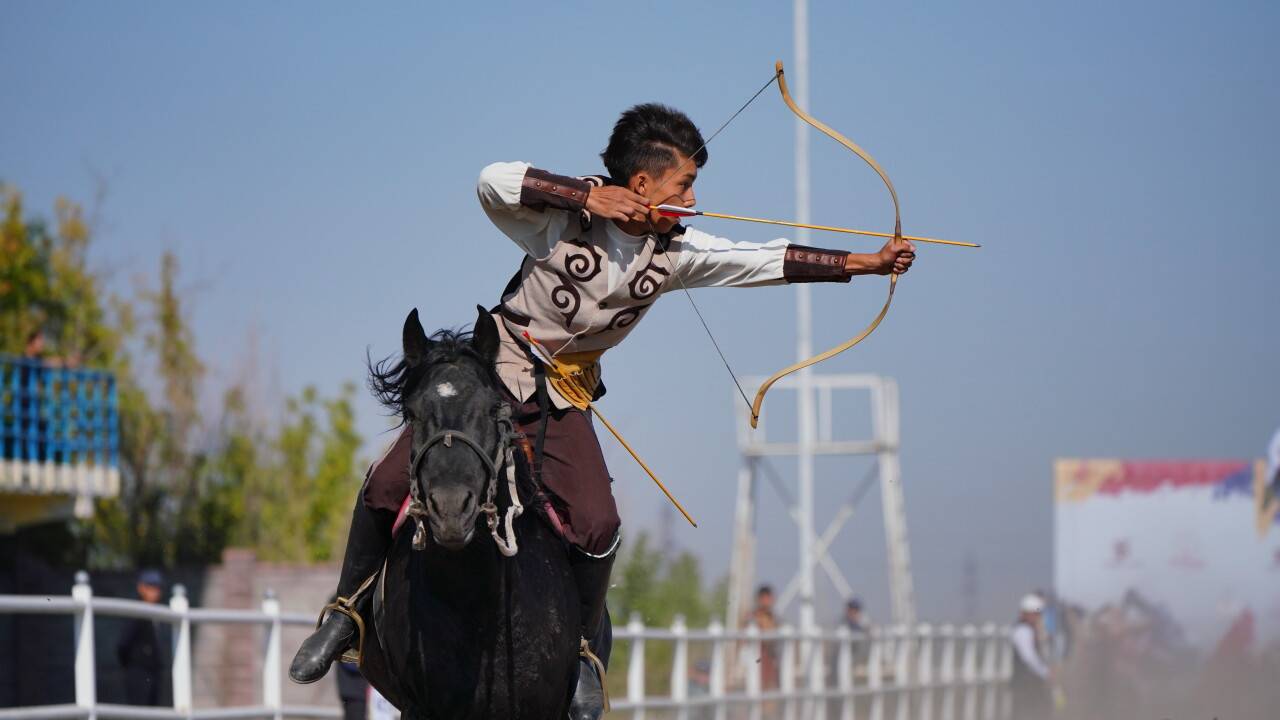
[361,392,621,556]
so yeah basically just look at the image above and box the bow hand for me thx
[842,237,916,277]
[878,236,916,276]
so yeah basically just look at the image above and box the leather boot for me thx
[567,539,618,720]
[289,499,392,684]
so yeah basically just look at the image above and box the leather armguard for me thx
[784,245,852,283]
[520,168,593,212]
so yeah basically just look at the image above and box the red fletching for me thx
[654,204,698,218]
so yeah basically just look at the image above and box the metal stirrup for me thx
[315,571,378,666]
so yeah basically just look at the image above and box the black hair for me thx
[601,103,707,183]
[756,584,774,597]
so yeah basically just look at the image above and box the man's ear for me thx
[630,171,649,197]
[403,308,431,365]
[472,305,499,362]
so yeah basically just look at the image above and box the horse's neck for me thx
[420,510,554,607]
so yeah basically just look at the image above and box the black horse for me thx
[356,307,591,719]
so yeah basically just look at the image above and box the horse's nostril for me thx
[429,495,443,516]
[462,491,475,513]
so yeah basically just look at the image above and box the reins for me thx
[404,403,525,556]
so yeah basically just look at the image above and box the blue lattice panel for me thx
[1,355,121,503]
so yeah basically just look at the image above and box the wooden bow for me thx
[648,60,911,429]
[747,60,905,428]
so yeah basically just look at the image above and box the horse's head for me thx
[372,306,507,551]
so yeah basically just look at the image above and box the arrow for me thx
[652,204,979,248]
[521,332,698,528]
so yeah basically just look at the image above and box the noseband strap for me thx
[404,404,525,556]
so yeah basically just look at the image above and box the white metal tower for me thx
[724,0,916,634]
[726,375,917,630]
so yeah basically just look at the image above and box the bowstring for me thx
[648,71,781,414]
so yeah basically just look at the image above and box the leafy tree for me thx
[1,183,364,568]
[242,383,363,563]
[607,531,727,697]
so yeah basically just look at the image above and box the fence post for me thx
[918,625,935,720]
[671,615,689,720]
[262,589,283,720]
[745,622,762,720]
[808,625,827,720]
[627,612,646,720]
[779,624,796,720]
[708,619,726,720]
[998,629,1013,720]
[835,626,854,720]
[938,625,956,720]
[893,626,911,720]
[867,627,884,720]
[71,571,96,713]
[980,625,1001,720]
[170,584,193,712]
[960,626,978,720]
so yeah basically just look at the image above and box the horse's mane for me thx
[367,326,546,511]
[367,328,491,421]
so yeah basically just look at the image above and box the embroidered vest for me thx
[493,223,684,407]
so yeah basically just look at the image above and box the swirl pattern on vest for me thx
[628,261,670,300]
[550,274,581,329]
[563,239,603,282]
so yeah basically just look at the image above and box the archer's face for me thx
[630,151,698,233]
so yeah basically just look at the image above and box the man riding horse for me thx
[289,103,916,716]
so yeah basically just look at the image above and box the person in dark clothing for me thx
[116,569,169,706]
[841,597,872,668]
[842,597,866,633]
[335,660,369,720]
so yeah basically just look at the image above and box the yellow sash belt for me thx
[543,349,604,411]
[521,333,696,527]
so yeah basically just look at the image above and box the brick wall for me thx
[192,548,343,709]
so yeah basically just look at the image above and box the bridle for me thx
[403,402,525,556]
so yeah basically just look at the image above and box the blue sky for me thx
[3,1,1277,623]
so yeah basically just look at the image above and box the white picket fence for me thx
[0,572,332,720]
[0,574,1010,719]
[611,615,1011,720]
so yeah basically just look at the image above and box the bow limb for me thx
[749,275,897,427]
[748,60,904,429]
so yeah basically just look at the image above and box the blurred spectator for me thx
[11,328,78,462]
[23,328,80,368]
[842,597,866,633]
[744,584,779,691]
[116,569,170,706]
[837,597,871,671]
[688,659,712,720]
[1266,426,1280,504]
[336,660,369,720]
[1010,593,1052,720]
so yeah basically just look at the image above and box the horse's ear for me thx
[403,308,431,365]
[472,305,499,362]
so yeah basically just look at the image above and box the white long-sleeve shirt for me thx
[477,161,789,291]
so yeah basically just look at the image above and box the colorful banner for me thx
[1054,459,1280,650]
